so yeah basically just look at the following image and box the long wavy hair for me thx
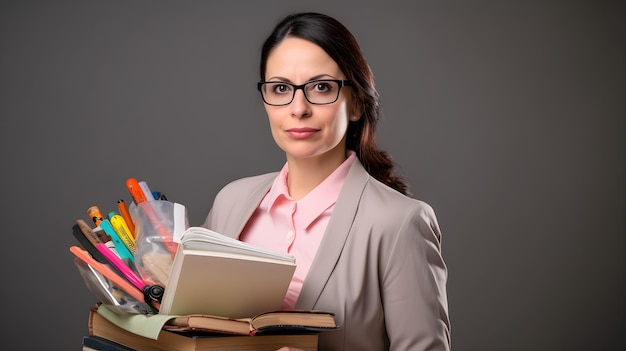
[260,12,410,196]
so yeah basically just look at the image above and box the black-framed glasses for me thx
[257,79,352,106]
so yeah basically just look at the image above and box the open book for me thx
[166,309,338,336]
[159,227,297,318]
[89,307,320,351]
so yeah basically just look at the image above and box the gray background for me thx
[1,1,624,350]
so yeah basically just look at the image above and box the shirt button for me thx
[286,230,294,241]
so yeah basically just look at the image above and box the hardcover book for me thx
[82,335,135,351]
[88,308,319,351]
[166,309,338,335]
[159,226,297,318]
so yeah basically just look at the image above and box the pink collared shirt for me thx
[239,151,357,308]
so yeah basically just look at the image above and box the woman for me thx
[203,12,450,351]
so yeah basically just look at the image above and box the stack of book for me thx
[70,179,339,350]
[84,305,338,351]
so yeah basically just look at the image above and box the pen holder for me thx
[73,258,155,315]
[130,200,188,287]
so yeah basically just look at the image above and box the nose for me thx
[290,89,312,118]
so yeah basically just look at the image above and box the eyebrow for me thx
[265,74,337,83]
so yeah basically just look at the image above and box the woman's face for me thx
[263,37,359,163]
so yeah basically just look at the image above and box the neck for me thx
[286,147,347,200]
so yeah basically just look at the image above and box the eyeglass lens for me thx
[261,80,342,105]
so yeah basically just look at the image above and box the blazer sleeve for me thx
[382,201,450,351]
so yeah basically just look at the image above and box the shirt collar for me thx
[265,151,357,228]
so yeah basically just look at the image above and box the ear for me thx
[349,103,363,122]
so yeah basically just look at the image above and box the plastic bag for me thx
[73,258,155,314]
[130,200,188,287]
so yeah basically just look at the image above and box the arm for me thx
[382,202,451,351]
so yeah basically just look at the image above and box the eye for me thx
[312,81,333,93]
[270,83,292,94]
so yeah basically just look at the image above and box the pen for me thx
[152,191,168,201]
[117,199,135,238]
[95,243,145,291]
[139,180,154,202]
[85,242,164,309]
[108,211,136,254]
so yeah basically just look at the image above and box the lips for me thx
[286,127,319,139]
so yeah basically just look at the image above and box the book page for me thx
[181,227,295,263]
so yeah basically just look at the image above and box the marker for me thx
[126,177,177,258]
[108,211,136,254]
[99,219,135,263]
[87,205,105,226]
[126,178,148,204]
[95,243,145,291]
[117,199,135,238]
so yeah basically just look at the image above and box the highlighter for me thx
[87,205,105,226]
[99,219,135,263]
[117,199,135,238]
[126,177,177,258]
[109,211,136,254]
[126,178,148,204]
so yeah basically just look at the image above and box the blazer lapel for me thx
[295,160,370,309]
[232,176,275,238]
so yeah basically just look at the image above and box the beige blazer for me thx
[203,159,450,351]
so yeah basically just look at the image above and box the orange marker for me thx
[126,178,148,204]
[126,177,177,257]
[87,205,105,226]
[117,199,135,238]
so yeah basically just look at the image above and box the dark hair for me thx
[260,12,410,196]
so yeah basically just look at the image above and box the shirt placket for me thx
[286,200,297,252]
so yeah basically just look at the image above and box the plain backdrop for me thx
[0,1,624,350]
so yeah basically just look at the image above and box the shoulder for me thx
[363,176,435,217]
[214,172,278,206]
[216,172,277,199]
[360,177,441,241]
[204,172,278,231]
[343,159,439,234]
